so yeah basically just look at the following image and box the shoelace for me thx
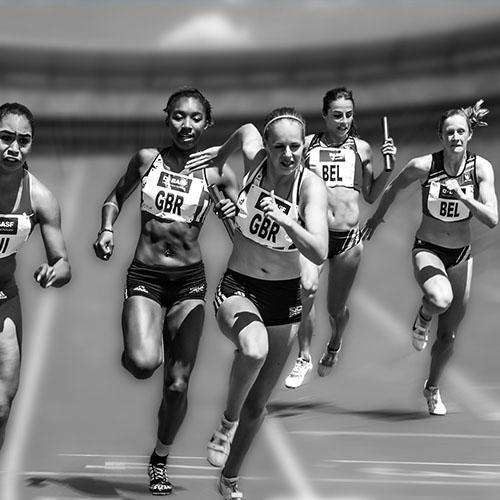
[149,464,168,482]
[291,359,309,375]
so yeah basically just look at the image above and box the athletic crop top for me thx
[0,168,35,258]
[306,134,362,191]
[235,161,304,252]
[422,151,478,223]
[141,150,211,224]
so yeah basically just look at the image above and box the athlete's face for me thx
[440,114,471,154]
[264,119,304,175]
[167,97,208,151]
[323,97,354,140]
[0,113,33,171]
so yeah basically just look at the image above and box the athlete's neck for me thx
[323,130,348,147]
[443,149,467,176]
[164,145,195,173]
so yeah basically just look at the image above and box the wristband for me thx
[98,228,114,236]
[103,201,119,210]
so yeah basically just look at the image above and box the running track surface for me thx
[1,134,500,500]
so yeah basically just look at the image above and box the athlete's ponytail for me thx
[461,99,489,129]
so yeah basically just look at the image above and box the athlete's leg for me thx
[284,257,320,388]
[296,255,321,359]
[412,250,453,318]
[325,242,363,350]
[427,258,472,388]
[0,292,22,449]
[222,322,298,479]
[121,296,163,380]
[155,299,205,446]
[217,296,268,423]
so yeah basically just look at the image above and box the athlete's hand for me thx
[260,191,290,226]
[93,229,114,261]
[34,263,57,288]
[444,179,467,201]
[361,215,384,241]
[184,146,223,174]
[380,138,397,165]
[214,198,237,220]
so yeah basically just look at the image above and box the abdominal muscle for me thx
[227,230,300,280]
[328,186,360,230]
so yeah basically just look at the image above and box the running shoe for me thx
[317,342,341,377]
[207,418,238,467]
[218,474,243,499]
[423,384,447,416]
[412,308,431,351]
[285,356,313,389]
[148,462,173,496]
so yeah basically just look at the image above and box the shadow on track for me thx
[26,475,188,499]
[268,400,427,421]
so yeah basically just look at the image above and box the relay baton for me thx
[382,116,392,172]
[207,184,235,241]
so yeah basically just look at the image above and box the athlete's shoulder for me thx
[409,153,433,171]
[135,147,160,166]
[28,172,58,215]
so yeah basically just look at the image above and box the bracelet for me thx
[98,228,114,236]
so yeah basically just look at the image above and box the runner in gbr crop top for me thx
[285,87,397,389]
[0,102,70,450]
[93,88,238,496]
[186,107,328,499]
[363,100,497,416]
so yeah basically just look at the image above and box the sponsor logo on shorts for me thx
[0,291,7,300]
[189,284,206,294]
[289,305,302,317]
[133,285,149,293]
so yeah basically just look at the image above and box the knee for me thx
[301,275,318,300]
[330,306,349,324]
[122,350,162,380]
[437,330,456,345]
[239,343,268,364]
[425,289,453,313]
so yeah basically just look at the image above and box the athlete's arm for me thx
[450,156,498,228]
[362,155,429,240]
[185,124,265,175]
[31,176,71,288]
[261,173,328,265]
[359,137,397,204]
[93,148,156,260]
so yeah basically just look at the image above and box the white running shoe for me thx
[218,474,243,499]
[207,418,238,467]
[317,342,341,377]
[412,308,431,351]
[285,356,313,389]
[423,384,447,416]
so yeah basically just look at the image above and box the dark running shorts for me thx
[412,238,471,269]
[213,268,302,327]
[125,259,207,308]
[328,227,362,258]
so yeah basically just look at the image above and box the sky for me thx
[1,0,500,53]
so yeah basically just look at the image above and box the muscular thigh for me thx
[164,299,205,364]
[327,242,363,308]
[216,296,268,352]
[0,292,22,395]
[122,295,163,356]
[412,249,451,297]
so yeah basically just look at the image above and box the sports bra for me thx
[235,160,304,252]
[306,133,362,191]
[0,167,35,259]
[141,149,211,224]
[422,151,478,222]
